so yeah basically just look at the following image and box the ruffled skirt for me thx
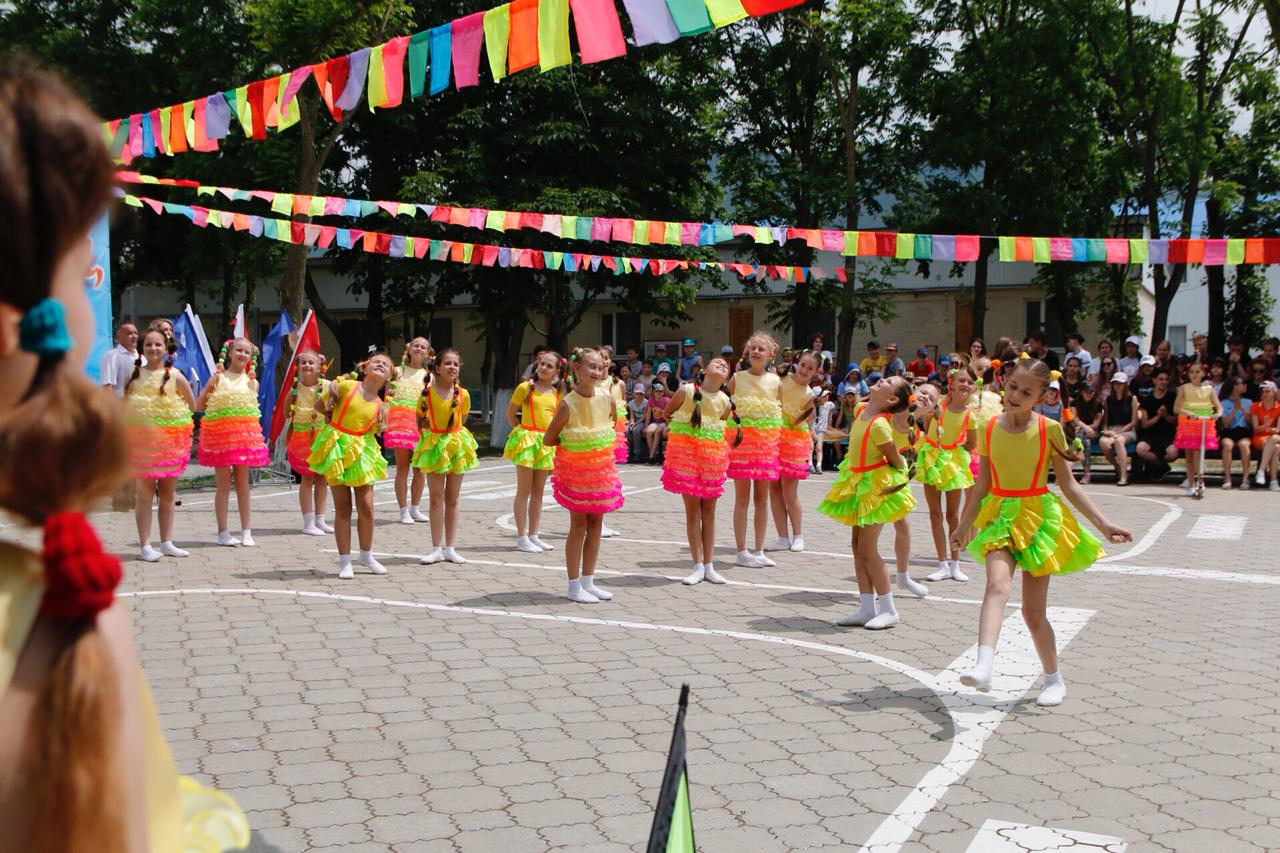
[553,433,624,514]
[504,425,555,470]
[778,423,811,480]
[817,462,915,527]
[307,425,388,488]
[178,775,252,852]
[662,422,730,499]
[127,419,194,479]
[918,444,974,491]
[197,413,270,468]
[286,427,319,476]
[614,415,628,463]
[383,401,421,450]
[967,493,1103,576]
[412,429,479,475]
[727,417,782,481]
[1175,414,1218,450]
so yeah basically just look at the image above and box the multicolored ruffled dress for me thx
[1174,383,1219,450]
[661,383,731,499]
[967,414,1103,575]
[197,371,270,468]
[307,379,388,487]
[610,377,628,464]
[918,403,974,491]
[726,371,782,480]
[552,389,624,514]
[384,364,428,451]
[817,403,916,526]
[503,380,560,470]
[125,366,194,479]
[779,376,814,479]
[0,541,251,851]
[412,385,479,475]
[285,381,322,476]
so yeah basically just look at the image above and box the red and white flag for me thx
[232,303,247,338]
[268,309,321,444]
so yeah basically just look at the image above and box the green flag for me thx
[647,685,695,853]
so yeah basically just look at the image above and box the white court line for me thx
[965,819,1127,852]
[1089,563,1280,585]
[119,587,1091,853]
[1186,515,1247,540]
[319,549,998,608]
[1096,496,1180,564]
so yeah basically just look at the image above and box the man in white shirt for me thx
[99,321,138,397]
[1064,333,1092,373]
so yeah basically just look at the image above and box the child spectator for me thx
[627,385,648,461]
[812,388,835,473]
[644,382,670,462]
[1251,381,1280,490]
[1034,381,1065,422]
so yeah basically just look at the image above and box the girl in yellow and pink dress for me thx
[727,331,783,568]
[125,329,197,563]
[309,350,392,578]
[953,354,1131,706]
[545,348,623,603]
[386,336,431,524]
[923,365,978,583]
[817,376,917,630]
[414,348,479,565]
[1172,360,1221,496]
[196,337,270,547]
[662,357,734,585]
[505,350,563,553]
[285,349,333,536]
[769,349,819,554]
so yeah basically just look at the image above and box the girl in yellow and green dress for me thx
[922,365,978,584]
[385,336,431,524]
[505,350,563,553]
[952,354,1132,707]
[285,349,332,536]
[414,348,479,565]
[309,349,392,578]
[818,376,918,630]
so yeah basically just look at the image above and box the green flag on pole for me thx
[647,685,696,853]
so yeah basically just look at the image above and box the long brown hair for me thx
[0,61,127,853]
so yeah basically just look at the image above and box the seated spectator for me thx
[652,343,676,376]
[928,354,953,384]
[1090,339,1114,377]
[1210,358,1227,398]
[883,342,906,377]
[1064,333,1092,373]
[1072,382,1103,484]
[1226,336,1250,381]
[1100,373,1137,486]
[1218,376,1253,489]
[1093,355,1118,399]
[1251,380,1280,490]
[1248,360,1269,400]
[1117,335,1143,376]
[1259,338,1279,378]
[1034,381,1064,422]
[860,340,887,377]
[644,383,670,463]
[838,364,868,398]
[1063,356,1088,401]
[907,346,935,379]
[1131,356,1157,398]
[1136,368,1178,481]
[652,361,673,393]
[811,388,835,473]
[1191,332,1210,364]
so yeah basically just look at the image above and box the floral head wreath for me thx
[990,359,1002,371]
[1049,370,1062,381]
[1017,351,1031,361]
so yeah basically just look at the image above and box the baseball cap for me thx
[1140,355,1156,367]
[939,355,952,366]
[720,345,734,354]
[682,338,695,346]
[867,371,883,383]
[656,343,667,351]
[843,387,858,396]
[657,363,671,373]
[1125,335,1142,347]
[867,340,880,349]
[917,347,928,356]
[846,365,861,375]
[633,384,646,394]
[886,342,898,350]
[1112,372,1130,383]
[1048,380,1060,390]
[1261,380,1277,392]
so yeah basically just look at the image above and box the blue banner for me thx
[84,215,112,381]
[171,306,214,393]
[258,310,293,438]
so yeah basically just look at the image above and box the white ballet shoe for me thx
[338,562,354,580]
[139,545,163,563]
[703,564,727,584]
[735,550,765,568]
[897,573,929,598]
[948,561,969,582]
[443,547,467,564]
[302,521,325,536]
[837,607,877,627]
[531,535,554,551]
[159,541,189,558]
[789,536,805,552]
[926,562,950,582]
[581,577,612,600]
[683,564,705,585]
[600,525,619,538]
[216,530,240,547]
[567,584,600,604]
[358,552,387,575]
[516,536,543,554]
[421,547,444,565]
[1037,680,1067,707]
[240,531,256,548]
[959,669,992,692]
[411,506,429,522]
[316,517,335,533]
[765,537,791,552]
[754,551,776,567]
[865,611,900,630]
[399,507,414,525]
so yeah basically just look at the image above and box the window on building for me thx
[430,317,453,350]
[600,312,640,352]
[1024,300,1064,345]
[1167,325,1187,356]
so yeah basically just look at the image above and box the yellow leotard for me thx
[327,379,382,435]
[290,382,321,430]
[420,385,472,432]
[511,382,560,430]
[732,370,783,420]
[780,376,814,427]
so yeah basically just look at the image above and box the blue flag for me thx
[171,306,214,393]
[259,310,294,438]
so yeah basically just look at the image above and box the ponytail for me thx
[446,385,459,431]
[159,352,173,396]
[416,384,431,431]
[690,378,704,429]
[727,393,744,447]
[124,356,142,396]
[883,397,920,494]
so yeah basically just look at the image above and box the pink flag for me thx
[953,235,980,262]
[570,0,627,63]
[451,13,486,89]
[381,36,410,107]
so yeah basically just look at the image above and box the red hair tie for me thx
[40,512,122,622]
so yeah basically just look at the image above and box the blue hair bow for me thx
[19,298,74,357]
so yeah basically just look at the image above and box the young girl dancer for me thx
[544,348,624,603]
[923,366,978,582]
[769,349,818,553]
[309,350,392,578]
[1173,360,1222,496]
[817,376,917,629]
[286,349,333,535]
[952,355,1131,706]
[125,329,197,562]
[414,348,479,565]
[505,350,562,553]
[662,357,734,585]
[196,337,270,546]
[385,336,431,524]
[727,332,783,568]
[889,384,929,598]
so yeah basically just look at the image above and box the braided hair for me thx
[124,355,143,396]
[159,350,173,396]
[690,374,705,429]
[419,347,462,430]
[216,339,230,373]
[725,390,744,447]
[882,378,919,494]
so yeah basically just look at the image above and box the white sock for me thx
[837,593,877,626]
[216,530,240,546]
[399,506,413,524]
[159,541,188,558]
[531,534,554,551]
[1037,671,1067,706]
[317,514,334,533]
[358,549,386,574]
[443,546,467,564]
[567,578,599,603]
[516,535,541,553]
[683,563,705,585]
[961,644,995,691]
[703,563,726,584]
[338,554,354,579]
[421,547,444,565]
[304,512,314,526]
[949,560,968,581]
[581,575,613,600]
[897,573,929,598]
[411,505,429,522]
[876,592,898,616]
[754,550,776,567]
[927,561,950,582]
[736,549,762,567]
[139,544,162,562]
[240,529,255,547]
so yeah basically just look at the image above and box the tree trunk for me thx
[971,239,993,341]
[304,267,342,341]
[1205,195,1227,356]
[219,249,236,343]
[835,65,861,373]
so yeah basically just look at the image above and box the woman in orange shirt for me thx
[1252,380,1280,490]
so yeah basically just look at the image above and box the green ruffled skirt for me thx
[307,425,387,488]
[817,461,915,527]
[967,492,1103,576]
[412,428,479,475]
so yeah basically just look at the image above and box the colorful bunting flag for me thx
[452,13,487,89]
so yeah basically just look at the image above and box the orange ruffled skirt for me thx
[662,423,730,498]
[287,426,319,476]
[778,423,811,480]
[383,401,421,450]
[197,414,269,467]
[727,420,782,481]
[552,430,624,514]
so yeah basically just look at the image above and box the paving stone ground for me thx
[57,460,1280,850]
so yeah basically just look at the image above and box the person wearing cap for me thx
[1034,380,1064,422]
[626,384,649,462]
[677,338,702,383]
[1117,335,1143,376]
[882,342,906,378]
[651,343,676,377]
[929,354,953,384]
[652,361,673,394]
[1251,380,1280,489]
[1131,355,1157,398]
[1100,371,1137,486]
[907,346,935,379]
[860,340,887,377]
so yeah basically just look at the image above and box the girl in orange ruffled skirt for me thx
[386,336,431,524]
[285,349,333,535]
[726,331,783,568]
[769,349,819,554]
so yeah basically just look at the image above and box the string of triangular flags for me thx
[116,172,1280,265]
[102,0,805,163]
[121,192,827,281]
